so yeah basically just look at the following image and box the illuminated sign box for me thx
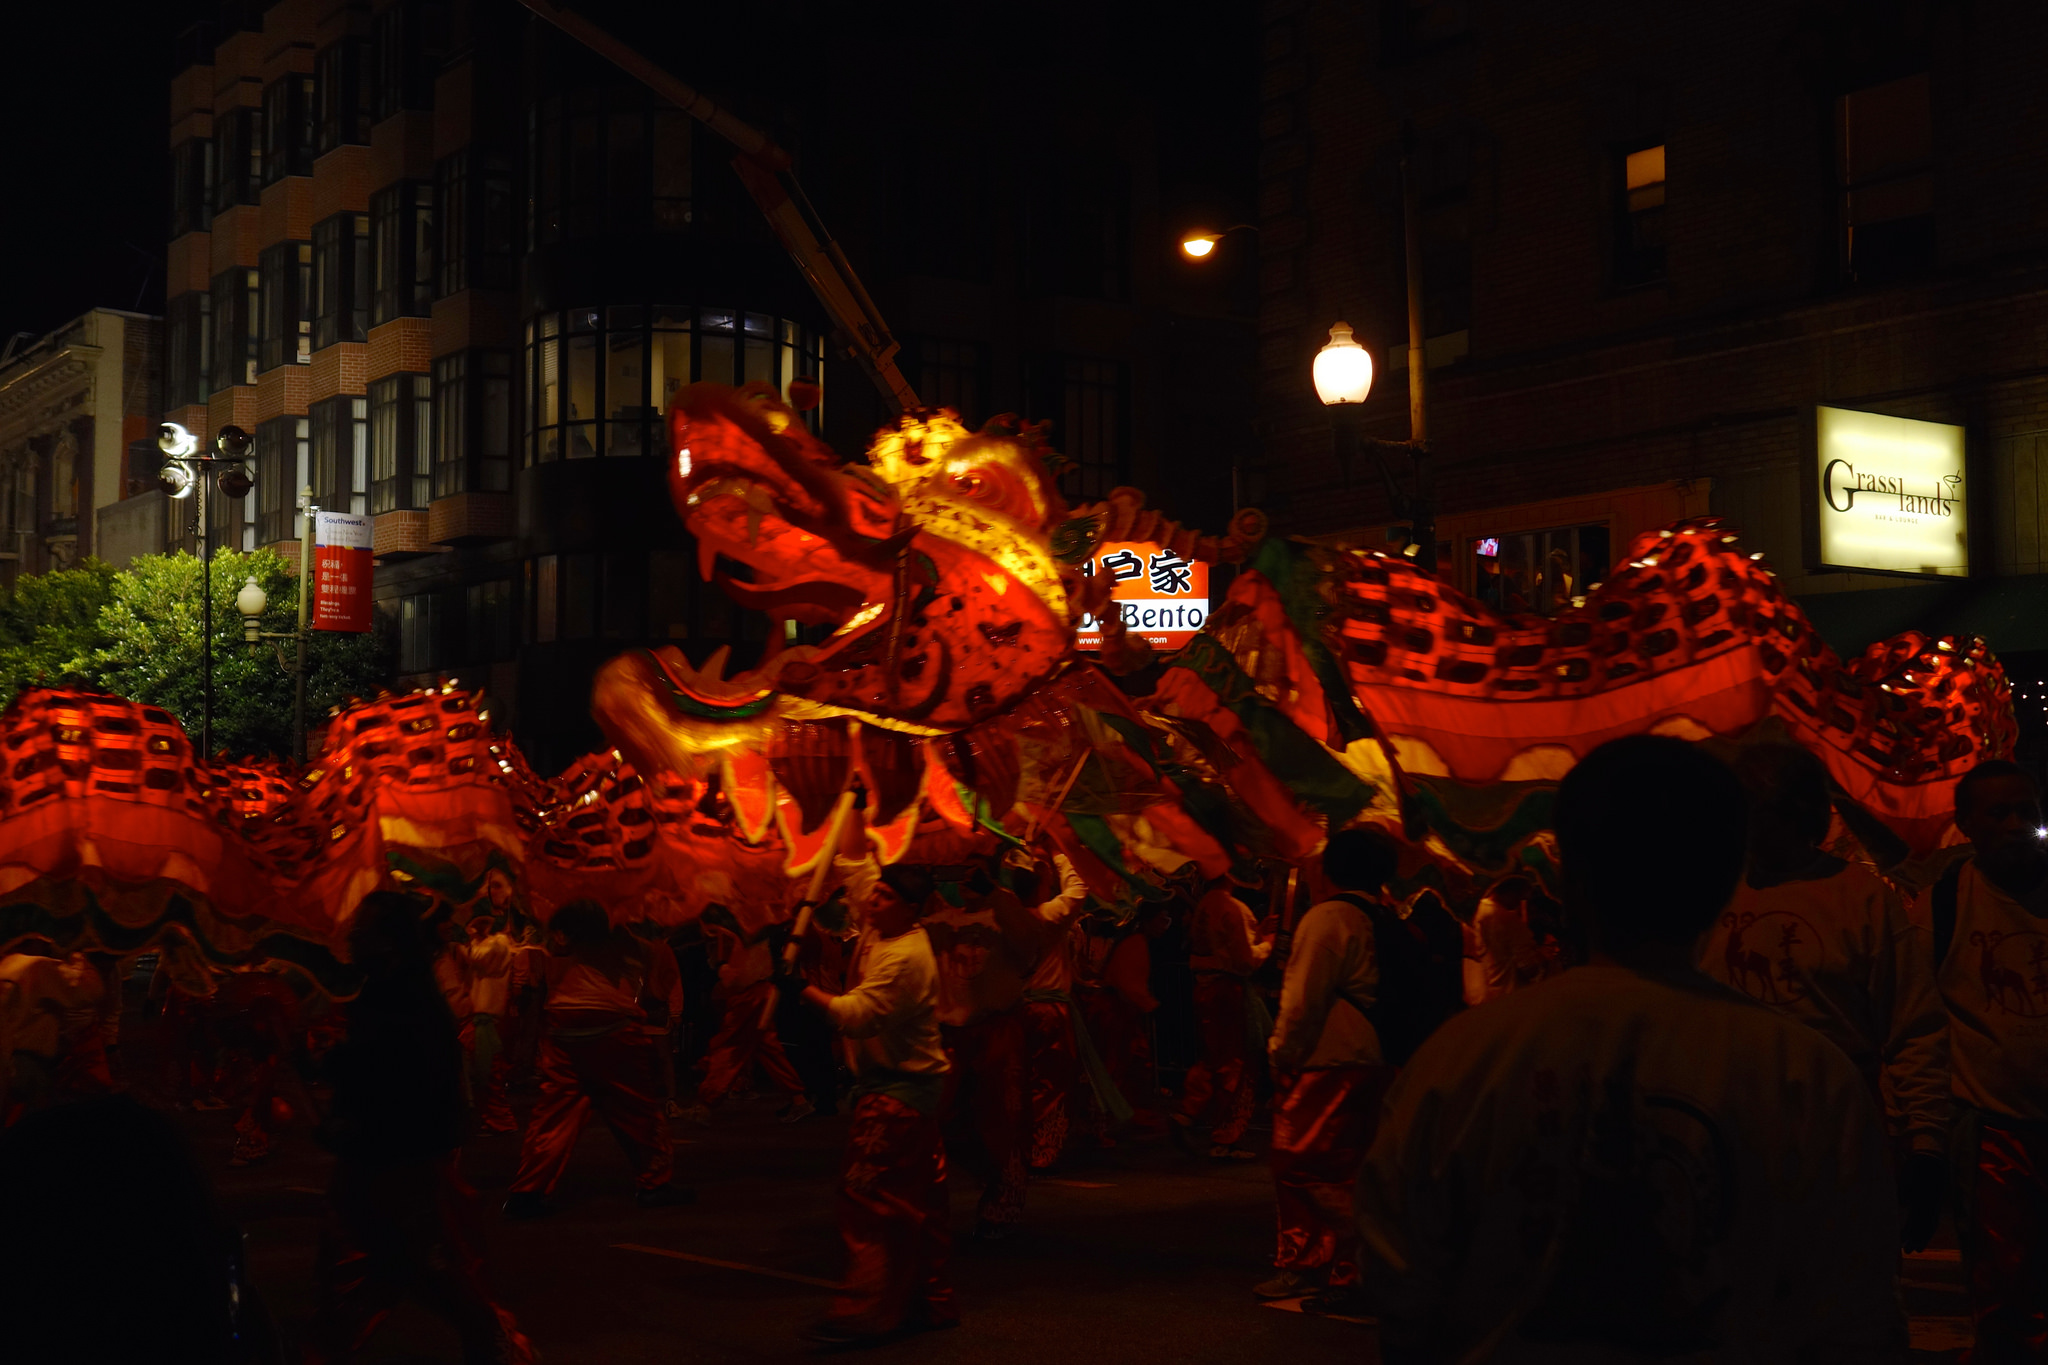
[1075,540,1210,651]
[1809,406,1967,578]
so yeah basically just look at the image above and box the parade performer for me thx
[928,863,1036,1240]
[689,917,809,1121]
[1259,829,1397,1310]
[633,924,686,1118]
[1699,743,1950,1250]
[793,864,955,1344]
[1359,737,1901,1363]
[1073,905,1165,1146]
[1920,759,2048,1361]
[506,924,549,1089]
[0,943,103,1122]
[1017,851,1091,1169]
[503,900,691,1217]
[1173,877,1271,1160]
[212,965,301,1166]
[309,892,533,1365]
[463,916,519,1137]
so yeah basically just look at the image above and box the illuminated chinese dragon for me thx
[0,380,2014,976]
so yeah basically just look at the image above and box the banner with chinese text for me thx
[1075,540,1209,651]
[312,512,373,633]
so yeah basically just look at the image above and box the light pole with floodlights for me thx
[156,421,255,758]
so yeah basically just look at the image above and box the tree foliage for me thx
[0,550,393,761]
[0,559,118,700]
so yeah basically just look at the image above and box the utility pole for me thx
[198,474,212,758]
[294,489,314,765]
[1396,123,1435,572]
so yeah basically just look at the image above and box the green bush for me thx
[0,549,394,761]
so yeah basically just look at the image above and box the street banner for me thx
[312,511,373,633]
[1075,540,1210,651]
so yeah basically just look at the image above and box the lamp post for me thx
[1311,128,1436,573]
[1179,223,1258,260]
[235,485,318,765]
[1179,221,1261,512]
[157,422,254,758]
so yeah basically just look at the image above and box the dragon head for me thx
[594,386,1081,778]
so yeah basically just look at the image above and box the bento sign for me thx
[1076,541,1210,650]
[1813,407,1967,578]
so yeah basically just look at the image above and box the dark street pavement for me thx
[115,1004,1970,1364]
[188,1085,1368,1364]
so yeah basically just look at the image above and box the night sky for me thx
[0,1,1255,352]
[2,3,213,345]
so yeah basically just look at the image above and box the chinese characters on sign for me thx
[1075,540,1210,651]
[312,511,374,633]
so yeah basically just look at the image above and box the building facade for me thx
[166,0,1256,771]
[1255,0,2048,667]
[0,309,162,583]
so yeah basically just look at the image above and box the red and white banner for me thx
[1075,540,1211,651]
[312,511,373,633]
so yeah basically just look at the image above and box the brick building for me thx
[0,309,162,584]
[1255,0,2048,670]
[164,0,1255,770]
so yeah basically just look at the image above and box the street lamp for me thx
[1179,223,1257,260]
[1313,122,1436,572]
[231,488,320,765]
[1313,323,1374,405]
[157,421,255,759]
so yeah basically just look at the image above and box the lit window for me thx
[1616,143,1666,287]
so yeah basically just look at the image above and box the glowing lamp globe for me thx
[1313,322,1373,406]
[1181,232,1220,259]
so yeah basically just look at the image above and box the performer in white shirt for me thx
[1698,742,1949,1249]
[1918,758,2048,1362]
[1258,827,1397,1311]
[794,864,955,1345]
[1359,735,1902,1364]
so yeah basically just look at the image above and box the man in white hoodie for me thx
[1358,736,1901,1364]
[1259,827,1398,1310]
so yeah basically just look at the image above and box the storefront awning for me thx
[1796,574,2048,658]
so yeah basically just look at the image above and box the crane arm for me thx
[514,0,919,413]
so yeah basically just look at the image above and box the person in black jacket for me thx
[307,891,533,1365]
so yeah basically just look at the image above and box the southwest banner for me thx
[312,511,373,633]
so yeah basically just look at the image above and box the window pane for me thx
[479,351,512,491]
[434,354,464,499]
[651,325,690,412]
[605,327,646,455]
[565,331,597,458]
[370,376,399,512]
[411,374,433,507]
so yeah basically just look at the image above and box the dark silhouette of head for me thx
[0,1096,263,1362]
[1556,735,1748,952]
[348,890,436,974]
[877,864,935,913]
[1955,758,2044,878]
[552,899,612,951]
[1733,742,1833,851]
[1323,828,1400,893]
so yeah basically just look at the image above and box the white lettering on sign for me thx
[1814,406,1967,578]
[1075,540,1211,651]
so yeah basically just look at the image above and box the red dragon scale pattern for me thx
[0,382,2017,973]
